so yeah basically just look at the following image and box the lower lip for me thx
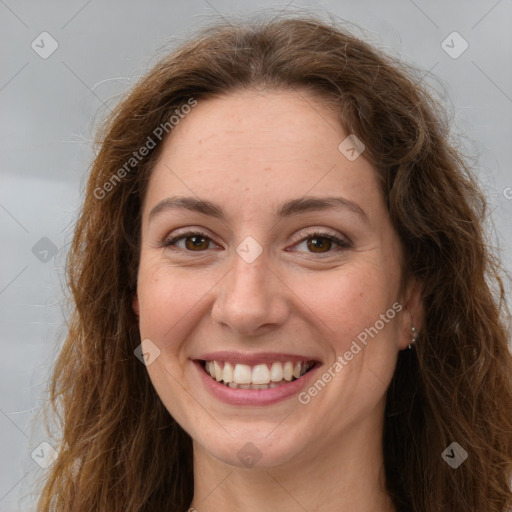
[193,360,321,406]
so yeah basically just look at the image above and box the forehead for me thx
[142,88,382,222]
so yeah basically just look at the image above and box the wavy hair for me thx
[36,14,512,512]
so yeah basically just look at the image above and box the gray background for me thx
[1,0,511,509]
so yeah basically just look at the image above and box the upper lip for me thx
[194,351,321,366]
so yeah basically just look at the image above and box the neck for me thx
[189,406,396,512]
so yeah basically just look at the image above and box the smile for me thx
[203,360,314,389]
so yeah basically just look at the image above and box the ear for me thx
[398,278,424,350]
[132,294,140,317]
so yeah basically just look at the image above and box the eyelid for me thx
[163,226,216,241]
[286,229,352,256]
[162,228,222,251]
[289,227,351,245]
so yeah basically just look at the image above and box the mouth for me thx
[199,358,318,390]
[192,351,322,405]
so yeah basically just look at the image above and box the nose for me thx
[211,252,290,337]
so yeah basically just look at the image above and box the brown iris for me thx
[307,237,332,253]
[185,235,210,251]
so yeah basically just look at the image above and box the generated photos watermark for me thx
[94,97,197,200]
[441,441,468,469]
[298,301,403,404]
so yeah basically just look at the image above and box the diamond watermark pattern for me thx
[236,236,263,263]
[31,441,58,469]
[338,134,365,161]
[134,338,161,366]
[441,441,468,468]
[31,237,58,263]
[441,32,469,59]
[31,32,59,59]
[236,442,262,467]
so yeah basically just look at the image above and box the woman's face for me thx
[133,89,417,469]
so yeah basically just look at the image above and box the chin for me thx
[207,438,304,469]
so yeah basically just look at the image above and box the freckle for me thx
[264,167,271,171]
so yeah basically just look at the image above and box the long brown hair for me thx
[36,14,512,512]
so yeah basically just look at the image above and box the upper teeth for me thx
[204,360,311,385]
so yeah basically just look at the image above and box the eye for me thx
[162,229,350,256]
[163,231,218,252]
[291,231,351,255]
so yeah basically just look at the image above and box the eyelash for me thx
[162,230,351,257]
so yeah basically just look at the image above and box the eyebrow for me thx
[148,195,369,223]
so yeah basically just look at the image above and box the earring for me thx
[408,325,417,350]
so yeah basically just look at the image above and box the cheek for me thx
[135,263,209,423]
[295,262,400,345]
[137,260,212,338]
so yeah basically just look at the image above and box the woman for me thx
[37,14,512,512]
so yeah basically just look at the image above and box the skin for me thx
[133,88,423,512]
